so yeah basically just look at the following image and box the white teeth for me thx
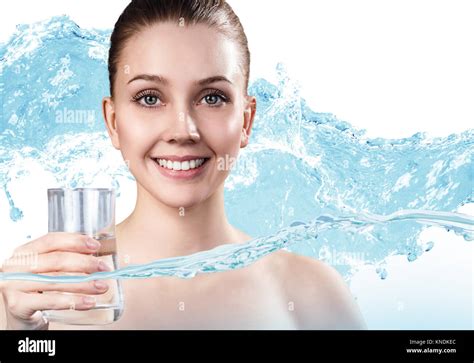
[173,161,181,171]
[156,158,207,171]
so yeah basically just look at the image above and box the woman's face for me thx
[103,22,256,209]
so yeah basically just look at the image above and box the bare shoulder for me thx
[265,249,367,330]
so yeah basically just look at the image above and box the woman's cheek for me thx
[116,115,152,162]
[206,114,242,155]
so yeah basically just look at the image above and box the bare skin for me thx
[47,222,365,330]
[0,21,366,330]
[0,226,366,330]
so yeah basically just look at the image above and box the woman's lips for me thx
[152,157,210,180]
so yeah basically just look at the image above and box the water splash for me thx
[1,16,473,282]
[0,210,472,283]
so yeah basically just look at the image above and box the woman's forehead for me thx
[118,22,242,87]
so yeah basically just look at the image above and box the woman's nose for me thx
[163,110,200,144]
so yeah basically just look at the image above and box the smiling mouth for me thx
[152,157,211,171]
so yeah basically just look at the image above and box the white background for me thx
[1,0,472,329]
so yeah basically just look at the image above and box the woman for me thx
[1,0,366,330]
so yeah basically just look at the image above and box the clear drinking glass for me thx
[44,188,124,325]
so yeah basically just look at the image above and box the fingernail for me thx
[98,260,111,271]
[94,280,108,290]
[86,237,100,250]
[83,296,96,305]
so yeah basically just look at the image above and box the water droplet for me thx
[290,220,306,227]
[10,207,23,222]
[376,267,388,280]
[424,241,434,252]
[407,252,417,262]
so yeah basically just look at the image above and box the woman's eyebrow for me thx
[127,74,233,86]
[197,76,233,86]
[127,74,168,85]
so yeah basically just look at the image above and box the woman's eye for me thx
[132,92,162,108]
[200,93,227,107]
[140,95,159,106]
[204,94,220,105]
[144,95,158,105]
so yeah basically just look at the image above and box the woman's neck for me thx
[116,183,245,260]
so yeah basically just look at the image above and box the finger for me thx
[12,233,101,255]
[6,279,110,294]
[2,251,111,274]
[4,290,97,319]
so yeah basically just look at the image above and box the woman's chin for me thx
[156,192,207,210]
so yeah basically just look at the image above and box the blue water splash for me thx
[0,210,472,283]
[0,16,473,281]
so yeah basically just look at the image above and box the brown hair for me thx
[108,0,250,97]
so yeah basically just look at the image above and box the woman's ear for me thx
[102,97,121,150]
[240,95,256,148]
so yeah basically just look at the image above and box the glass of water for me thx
[45,187,124,325]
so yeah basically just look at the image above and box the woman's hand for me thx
[0,232,111,330]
